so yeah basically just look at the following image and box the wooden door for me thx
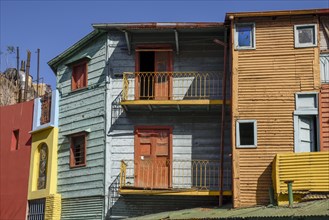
[135,128,171,189]
[154,51,172,100]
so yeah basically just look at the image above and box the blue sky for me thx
[1,0,328,88]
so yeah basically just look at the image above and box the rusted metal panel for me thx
[231,15,320,207]
[320,84,329,151]
[272,152,329,205]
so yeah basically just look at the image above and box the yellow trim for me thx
[28,127,58,200]
[119,189,232,196]
[121,100,230,106]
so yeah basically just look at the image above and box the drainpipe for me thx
[214,27,228,206]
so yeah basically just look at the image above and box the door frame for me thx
[134,45,173,100]
[134,125,173,188]
[293,92,320,152]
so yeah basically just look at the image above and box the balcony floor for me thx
[119,188,232,196]
[120,99,230,112]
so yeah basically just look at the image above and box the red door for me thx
[134,128,171,189]
[154,51,172,100]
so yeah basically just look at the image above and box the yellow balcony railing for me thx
[122,72,222,101]
[272,151,329,205]
[119,159,231,191]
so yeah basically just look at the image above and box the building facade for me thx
[0,100,34,220]
[27,90,60,219]
[47,8,329,219]
[227,9,329,207]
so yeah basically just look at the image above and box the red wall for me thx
[0,101,34,220]
[320,84,329,151]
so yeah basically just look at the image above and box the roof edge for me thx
[92,22,224,30]
[225,8,329,21]
[48,29,105,75]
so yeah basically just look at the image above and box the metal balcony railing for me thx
[122,72,222,101]
[120,159,230,191]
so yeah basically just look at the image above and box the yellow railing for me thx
[119,159,230,190]
[272,151,329,205]
[122,72,222,101]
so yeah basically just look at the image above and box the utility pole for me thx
[37,48,40,97]
[24,50,31,101]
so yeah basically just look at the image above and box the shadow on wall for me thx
[256,164,272,205]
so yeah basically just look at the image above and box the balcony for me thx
[121,72,227,111]
[119,159,232,196]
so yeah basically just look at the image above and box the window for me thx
[234,23,256,50]
[37,143,48,190]
[320,54,329,83]
[72,61,88,91]
[70,133,86,168]
[11,129,19,151]
[294,24,317,48]
[236,120,257,148]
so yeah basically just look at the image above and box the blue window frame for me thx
[234,23,256,50]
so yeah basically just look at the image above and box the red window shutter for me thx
[72,62,87,90]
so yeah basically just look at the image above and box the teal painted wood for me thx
[56,34,107,200]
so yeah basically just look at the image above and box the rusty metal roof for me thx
[225,8,329,21]
[92,22,224,30]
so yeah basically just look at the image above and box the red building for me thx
[0,101,34,220]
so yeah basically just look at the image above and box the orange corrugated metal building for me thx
[226,9,329,208]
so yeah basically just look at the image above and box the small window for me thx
[72,61,88,91]
[11,129,19,151]
[37,143,48,190]
[294,24,317,48]
[236,120,257,148]
[70,133,86,168]
[234,23,256,50]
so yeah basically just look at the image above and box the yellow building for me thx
[27,90,61,219]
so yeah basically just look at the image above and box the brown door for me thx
[154,51,172,100]
[135,128,171,189]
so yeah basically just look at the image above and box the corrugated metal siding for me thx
[320,84,329,151]
[61,196,104,220]
[107,195,219,219]
[56,34,106,200]
[232,16,320,207]
[273,152,329,203]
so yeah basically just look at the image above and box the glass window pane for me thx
[238,26,252,47]
[297,26,314,44]
[239,122,255,145]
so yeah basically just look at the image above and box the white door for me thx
[296,116,315,152]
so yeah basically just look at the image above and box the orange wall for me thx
[231,15,320,207]
[0,101,34,220]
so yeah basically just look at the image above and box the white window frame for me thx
[320,54,329,84]
[236,120,257,148]
[294,24,317,48]
[234,23,256,50]
[293,92,319,152]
